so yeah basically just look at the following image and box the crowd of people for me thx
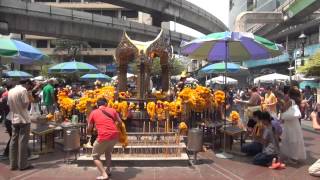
[0,77,319,177]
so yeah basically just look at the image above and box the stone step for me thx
[83,143,187,149]
[76,153,190,167]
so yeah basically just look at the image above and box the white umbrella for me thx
[111,73,136,81]
[185,77,198,83]
[32,76,46,81]
[254,73,289,84]
[206,75,238,85]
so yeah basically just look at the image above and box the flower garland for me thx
[178,86,212,112]
[213,90,225,107]
[153,91,167,99]
[229,111,240,123]
[169,100,182,118]
[117,122,128,147]
[118,101,129,120]
[119,91,130,99]
[146,102,156,121]
[156,100,166,121]
[57,88,75,114]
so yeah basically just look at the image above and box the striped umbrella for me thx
[3,70,33,78]
[200,62,241,73]
[48,61,99,74]
[181,31,283,62]
[80,73,111,81]
[181,31,283,159]
[0,37,47,64]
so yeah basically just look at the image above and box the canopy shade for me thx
[181,31,283,62]
[206,75,238,85]
[200,62,247,74]
[3,70,33,78]
[48,61,99,74]
[254,73,289,84]
[0,37,48,64]
[80,73,111,81]
[111,73,136,81]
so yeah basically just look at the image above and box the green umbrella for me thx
[48,61,99,74]
[0,37,47,64]
[80,73,111,81]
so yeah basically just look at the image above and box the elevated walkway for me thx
[96,0,228,34]
[0,0,193,46]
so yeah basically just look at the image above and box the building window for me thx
[88,42,100,48]
[122,10,138,19]
[247,0,254,11]
[49,40,56,48]
[36,40,48,48]
[59,0,82,2]
[35,0,56,2]
[101,43,115,48]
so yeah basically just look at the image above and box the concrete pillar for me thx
[118,64,128,92]
[117,10,122,19]
[136,61,145,99]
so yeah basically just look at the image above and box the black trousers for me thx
[3,119,12,157]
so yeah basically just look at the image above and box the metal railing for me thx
[0,0,194,42]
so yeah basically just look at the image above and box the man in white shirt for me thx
[7,79,33,170]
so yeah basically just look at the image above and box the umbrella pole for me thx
[216,41,233,159]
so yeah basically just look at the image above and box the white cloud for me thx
[170,0,229,37]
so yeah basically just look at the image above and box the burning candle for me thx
[164,121,167,133]
[157,121,159,133]
[143,121,145,133]
[172,121,174,132]
[148,121,151,133]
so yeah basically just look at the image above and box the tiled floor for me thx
[0,121,319,180]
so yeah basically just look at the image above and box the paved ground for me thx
[0,120,319,180]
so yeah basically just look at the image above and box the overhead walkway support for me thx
[94,0,228,34]
[0,0,193,46]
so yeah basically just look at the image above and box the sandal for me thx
[96,176,108,180]
[106,168,112,176]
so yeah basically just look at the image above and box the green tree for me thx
[126,57,185,76]
[297,51,320,77]
[53,39,91,61]
[150,57,185,76]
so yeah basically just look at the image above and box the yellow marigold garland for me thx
[229,111,240,123]
[156,100,166,120]
[213,90,225,107]
[57,89,75,114]
[146,102,156,121]
[117,122,128,147]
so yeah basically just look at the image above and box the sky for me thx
[170,0,229,37]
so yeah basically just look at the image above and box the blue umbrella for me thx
[181,31,283,159]
[48,61,99,74]
[200,62,240,74]
[0,37,48,64]
[80,73,111,81]
[4,70,33,78]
